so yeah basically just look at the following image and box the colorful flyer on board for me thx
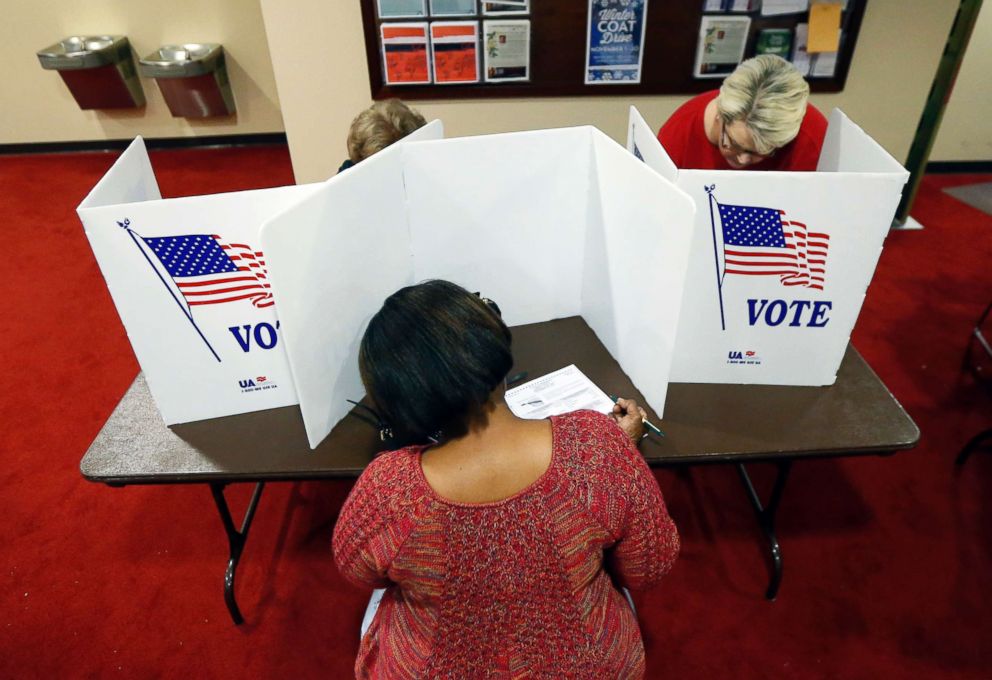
[810,31,842,77]
[693,15,751,78]
[381,23,432,85]
[431,22,480,84]
[482,1,530,16]
[755,28,793,57]
[430,0,476,16]
[483,20,530,82]
[377,0,427,18]
[585,0,649,84]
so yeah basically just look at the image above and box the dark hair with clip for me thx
[358,280,512,444]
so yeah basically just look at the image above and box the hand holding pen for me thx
[610,395,665,443]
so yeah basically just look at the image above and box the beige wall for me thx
[932,1,992,162]
[1,0,283,144]
[261,0,966,184]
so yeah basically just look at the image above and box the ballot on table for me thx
[504,365,615,420]
[626,105,909,386]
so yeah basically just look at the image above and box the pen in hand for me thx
[609,394,666,438]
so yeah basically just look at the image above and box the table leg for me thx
[736,461,792,601]
[956,428,992,465]
[209,482,265,625]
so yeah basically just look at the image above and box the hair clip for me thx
[473,291,502,318]
[346,399,394,442]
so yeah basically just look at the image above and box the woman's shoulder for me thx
[351,446,428,507]
[552,410,641,470]
[797,102,829,142]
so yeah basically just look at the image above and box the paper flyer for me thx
[377,0,427,18]
[483,20,530,82]
[810,31,842,77]
[381,23,432,85]
[430,0,476,16]
[807,1,842,53]
[791,23,811,75]
[703,0,757,11]
[482,1,530,15]
[694,15,751,78]
[760,0,809,15]
[430,22,480,84]
[585,0,650,84]
[504,365,616,420]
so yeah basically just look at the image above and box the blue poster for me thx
[585,0,649,84]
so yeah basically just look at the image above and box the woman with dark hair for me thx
[332,280,679,679]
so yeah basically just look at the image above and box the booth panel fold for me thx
[404,127,593,327]
[260,121,444,449]
[586,130,696,416]
[78,137,160,210]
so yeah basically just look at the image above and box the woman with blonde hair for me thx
[338,99,427,172]
[658,54,827,171]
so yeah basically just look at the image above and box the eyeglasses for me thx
[720,122,775,161]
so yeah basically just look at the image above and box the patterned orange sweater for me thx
[332,410,680,679]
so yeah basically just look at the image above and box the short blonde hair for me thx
[347,99,427,163]
[716,55,810,155]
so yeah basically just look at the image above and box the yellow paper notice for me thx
[807,2,841,53]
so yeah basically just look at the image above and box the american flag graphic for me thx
[718,202,830,290]
[143,234,274,308]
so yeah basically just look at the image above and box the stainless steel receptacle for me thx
[37,36,145,109]
[139,44,236,118]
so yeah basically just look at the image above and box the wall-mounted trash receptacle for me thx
[37,36,144,109]
[139,44,236,118]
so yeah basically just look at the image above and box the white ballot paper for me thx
[505,365,615,420]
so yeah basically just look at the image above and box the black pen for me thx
[609,394,665,437]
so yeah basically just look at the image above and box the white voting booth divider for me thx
[79,105,903,447]
[627,106,909,386]
[261,127,696,448]
[76,123,442,425]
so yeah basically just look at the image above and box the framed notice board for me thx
[361,1,866,100]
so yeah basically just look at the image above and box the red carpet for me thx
[1,147,990,679]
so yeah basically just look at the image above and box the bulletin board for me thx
[361,1,866,100]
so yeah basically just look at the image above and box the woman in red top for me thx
[333,280,679,679]
[659,54,827,171]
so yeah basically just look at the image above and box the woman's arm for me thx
[598,420,680,590]
[332,457,406,589]
[606,458,679,590]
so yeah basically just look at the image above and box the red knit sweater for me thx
[333,410,680,679]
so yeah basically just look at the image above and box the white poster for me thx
[694,15,751,78]
[483,20,530,81]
